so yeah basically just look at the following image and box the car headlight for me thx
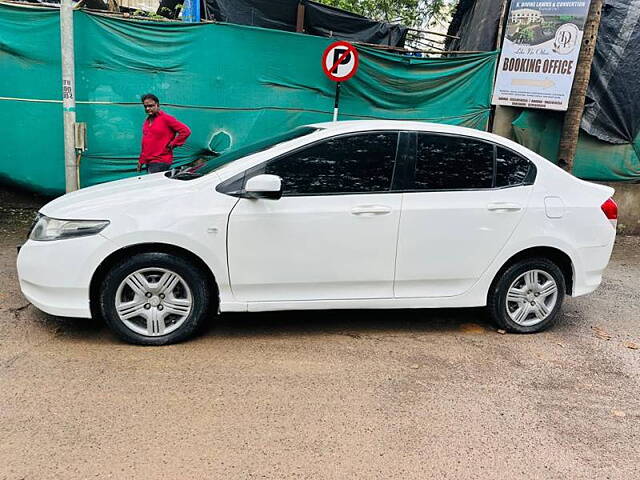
[29,214,110,241]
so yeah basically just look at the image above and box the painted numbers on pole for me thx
[63,79,73,100]
[322,41,359,82]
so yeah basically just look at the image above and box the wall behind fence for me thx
[0,3,497,195]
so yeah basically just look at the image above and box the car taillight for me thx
[601,198,618,220]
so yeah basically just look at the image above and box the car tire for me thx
[99,252,212,345]
[487,257,565,334]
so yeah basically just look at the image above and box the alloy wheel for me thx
[505,269,558,327]
[114,267,193,337]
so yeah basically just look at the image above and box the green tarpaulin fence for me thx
[0,3,497,195]
[512,110,640,182]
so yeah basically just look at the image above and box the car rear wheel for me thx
[99,252,211,345]
[488,258,565,333]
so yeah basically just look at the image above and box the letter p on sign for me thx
[332,48,351,72]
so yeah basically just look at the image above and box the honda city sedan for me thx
[17,121,618,345]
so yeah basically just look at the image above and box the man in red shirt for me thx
[137,94,191,174]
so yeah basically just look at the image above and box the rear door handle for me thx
[351,205,392,216]
[487,202,522,212]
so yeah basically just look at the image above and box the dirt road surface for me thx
[0,190,638,479]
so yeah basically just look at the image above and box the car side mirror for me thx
[243,174,283,200]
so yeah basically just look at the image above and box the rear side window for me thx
[264,132,398,195]
[496,147,534,187]
[415,134,494,190]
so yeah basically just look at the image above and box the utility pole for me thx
[557,0,604,173]
[60,0,78,192]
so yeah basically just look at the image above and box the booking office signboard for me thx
[492,1,592,111]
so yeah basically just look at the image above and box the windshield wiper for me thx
[169,170,203,180]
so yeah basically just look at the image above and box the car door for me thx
[394,133,535,298]
[226,131,405,302]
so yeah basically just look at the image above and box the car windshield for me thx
[173,127,319,178]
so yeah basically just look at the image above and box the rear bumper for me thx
[572,240,616,297]
[17,234,114,318]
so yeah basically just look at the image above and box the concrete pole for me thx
[60,0,78,192]
[557,0,604,173]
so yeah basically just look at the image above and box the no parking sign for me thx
[322,41,359,82]
[321,41,359,121]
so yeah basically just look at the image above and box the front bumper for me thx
[17,234,114,318]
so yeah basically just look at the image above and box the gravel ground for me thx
[0,188,638,479]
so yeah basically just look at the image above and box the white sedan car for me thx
[17,121,617,345]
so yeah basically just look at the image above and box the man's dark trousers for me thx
[147,163,171,174]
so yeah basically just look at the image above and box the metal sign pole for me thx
[333,82,341,122]
[322,42,358,123]
[60,0,78,192]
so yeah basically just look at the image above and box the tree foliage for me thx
[315,0,453,29]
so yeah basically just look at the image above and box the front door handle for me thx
[487,202,522,212]
[351,205,392,216]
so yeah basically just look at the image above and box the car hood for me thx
[40,172,216,219]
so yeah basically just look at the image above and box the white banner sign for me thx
[492,1,592,111]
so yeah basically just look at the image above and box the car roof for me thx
[308,119,476,134]
[306,119,513,147]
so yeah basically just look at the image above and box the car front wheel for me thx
[488,258,565,333]
[99,252,211,345]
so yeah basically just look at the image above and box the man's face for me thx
[143,99,159,116]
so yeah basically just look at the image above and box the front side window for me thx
[414,134,494,190]
[496,147,534,187]
[262,132,398,195]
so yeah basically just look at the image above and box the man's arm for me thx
[165,115,191,149]
[137,137,146,172]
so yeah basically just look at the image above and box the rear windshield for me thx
[177,127,319,177]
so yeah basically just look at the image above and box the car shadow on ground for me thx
[26,306,496,345]
[213,308,493,338]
